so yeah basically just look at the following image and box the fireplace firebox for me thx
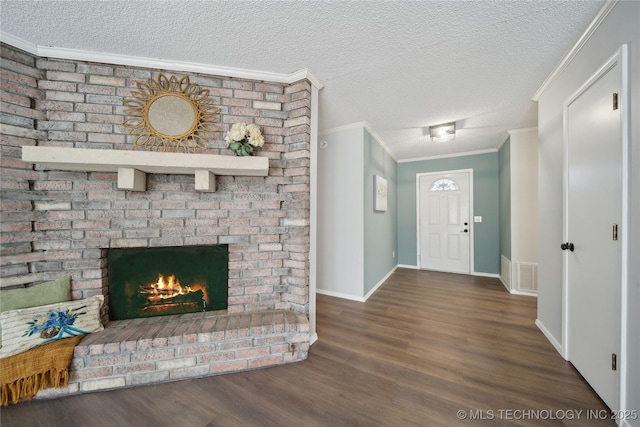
[108,245,228,320]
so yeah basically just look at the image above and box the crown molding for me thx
[507,126,537,136]
[496,132,511,151]
[397,148,497,163]
[531,0,617,101]
[0,31,323,89]
[321,122,499,163]
[0,31,37,55]
[319,121,397,161]
[362,122,397,162]
[319,121,368,136]
[497,127,538,150]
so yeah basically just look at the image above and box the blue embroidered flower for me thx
[24,306,88,341]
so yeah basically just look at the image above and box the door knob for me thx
[560,242,575,251]
[462,229,468,233]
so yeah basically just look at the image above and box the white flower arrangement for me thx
[225,123,265,156]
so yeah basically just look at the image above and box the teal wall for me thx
[397,152,500,274]
[363,129,398,295]
[498,139,511,261]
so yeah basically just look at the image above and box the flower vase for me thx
[225,123,264,156]
[229,140,254,156]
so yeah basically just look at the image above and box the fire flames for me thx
[140,274,207,308]
[150,274,190,298]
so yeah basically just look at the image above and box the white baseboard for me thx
[363,266,398,301]
[499,275,511,292]
[316,288,365,302]
[535,319,564,357]
[309,332,319,346]
[398,265,500,278]
[397,264,419,269]
[316,266,398,303]
[472,272,500,278]
[510,289,538,297]
[500,255,511,291]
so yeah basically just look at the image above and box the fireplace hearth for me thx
[108,245,228,320]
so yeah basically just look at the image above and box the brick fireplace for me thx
[0,42,313,397]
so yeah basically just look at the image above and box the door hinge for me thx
[612,353,617,371]
[613,224,618,241]
[613,93,619,110]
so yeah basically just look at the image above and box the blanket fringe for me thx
[1,368,70,406]
[1,335,82,406]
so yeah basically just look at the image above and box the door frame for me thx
[416,168,474,274]
[561,45,629,411]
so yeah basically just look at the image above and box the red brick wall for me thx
[0,43,310,317]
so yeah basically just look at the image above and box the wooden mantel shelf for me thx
[22,146,269,192]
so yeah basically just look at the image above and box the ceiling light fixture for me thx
[429,122,456,142]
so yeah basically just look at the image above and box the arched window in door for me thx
[429,178,458,191]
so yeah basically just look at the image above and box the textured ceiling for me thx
[0,1,605,160]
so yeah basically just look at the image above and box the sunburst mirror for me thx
[122,74,220,153]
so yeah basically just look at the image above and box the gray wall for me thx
[363,129,397,295]
[317,126,364,298]
[397,152,500,275]
[317,124,398,300]
[536,1,639,418]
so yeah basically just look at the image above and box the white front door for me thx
[564,49,624,411]
[418,171,471,274]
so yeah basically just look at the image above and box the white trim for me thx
[320,124,496,165]
[397,264,419,270]
[531,1,618,101]
[497,127,541,152]
[319,121,397,161]
[398,148,496,163]
[362,123,397,161]
[619,42,630,421]
[316,288,365,302]
[496,133,510,151]
[399,265,501,279]
[0,31,37,55]
[316,266,397,303]
[535,319,564,356]
[309,332,319,346]
[562,70,571,361]
[363,266,397,301]
[416,169,474,275]
[319,121,368,136]
[0,31,323,89]
[471,272,499,278]
[510,289,537,297]
[507,127,538,136]
[309,84,320,347]
[499,276,510,292]
[500,254,512,291]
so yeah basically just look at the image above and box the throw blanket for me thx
[1,335,82,405]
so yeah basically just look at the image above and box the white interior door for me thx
[418,171,471,274]
[564,50,623,411]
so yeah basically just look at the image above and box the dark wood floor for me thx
[1,268,613,426]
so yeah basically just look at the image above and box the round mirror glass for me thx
[146,94,197,137]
